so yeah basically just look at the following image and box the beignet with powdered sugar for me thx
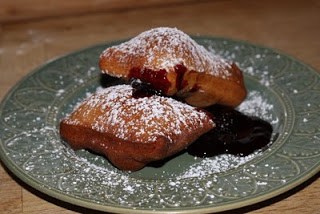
[60,85,214,171]
[99,27,246,107]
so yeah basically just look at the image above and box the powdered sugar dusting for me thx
[64,84,214,143]
[238,91,274,120]
[101,27,232,78]
[178,153,259,179]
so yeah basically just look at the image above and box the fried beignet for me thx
[60,85,214,171]
[99,27,246,107]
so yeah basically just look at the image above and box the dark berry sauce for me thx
[129,67,171,94]
[128,64,189,95]
[130,78,163,98]
[187,105,273,157]
[174,64,187,90]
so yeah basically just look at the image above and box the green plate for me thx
[0,37,319,213]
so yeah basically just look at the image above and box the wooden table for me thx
[0,0,319,213]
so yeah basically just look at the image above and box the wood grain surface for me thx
[0,0,319,213]
[0,0,195,23]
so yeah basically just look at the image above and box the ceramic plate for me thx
[0,37,319,213]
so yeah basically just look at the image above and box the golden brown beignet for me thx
[99,27,246,107]
[60,85,214,171]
